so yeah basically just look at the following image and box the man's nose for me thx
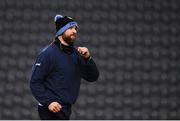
[72,27,77,33]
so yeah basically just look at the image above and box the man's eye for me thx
[70,26,77,30]
[70,27,74,29]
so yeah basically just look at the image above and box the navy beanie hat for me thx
[54,14,78,37]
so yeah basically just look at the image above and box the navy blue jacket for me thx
[30,39,99,116]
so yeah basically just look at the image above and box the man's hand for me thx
[48,102,62,113]
[77,47,90,59]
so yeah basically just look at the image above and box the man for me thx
[29,14,99,120]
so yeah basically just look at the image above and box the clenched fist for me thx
[77,47,91,59]
[48,102,62,113]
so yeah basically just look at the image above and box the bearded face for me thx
[62,26,77,45]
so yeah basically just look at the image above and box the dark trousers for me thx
[38,105,69,120]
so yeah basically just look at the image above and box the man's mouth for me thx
[71,34,77,38]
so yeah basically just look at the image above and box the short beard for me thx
[62,34,76,46]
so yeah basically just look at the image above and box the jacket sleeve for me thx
[78,55,99,82]
[29,52,56,107]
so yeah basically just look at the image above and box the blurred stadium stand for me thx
[0,0,180,119]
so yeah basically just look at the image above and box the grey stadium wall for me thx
[0,0,180,119]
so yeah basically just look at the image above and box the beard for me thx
[62,33,77,45]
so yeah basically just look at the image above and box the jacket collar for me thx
[53,37,74,54]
